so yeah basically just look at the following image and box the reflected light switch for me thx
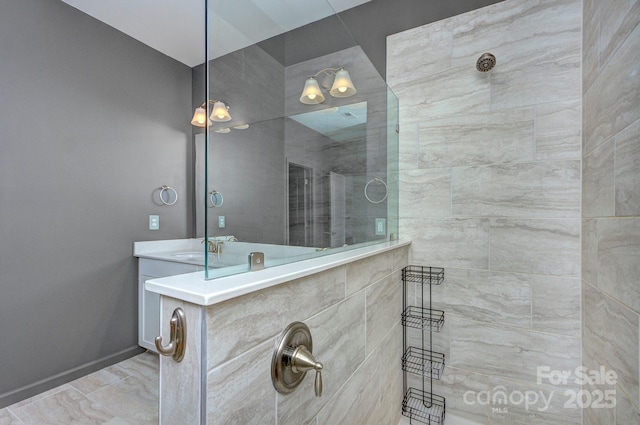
[218,216,225,228]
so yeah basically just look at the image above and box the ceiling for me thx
[58,0,371,67]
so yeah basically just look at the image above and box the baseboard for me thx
[0,346,144,409]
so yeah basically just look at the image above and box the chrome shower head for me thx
[476,53,496,72]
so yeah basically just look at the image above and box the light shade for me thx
[299,77,325,104]
[214,128,231,133]
[191,106,211,127]
[329,68,356,98]
[210,101,232,122]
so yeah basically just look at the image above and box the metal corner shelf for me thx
[401,265,446,425]
[402,387,446,425]
[401,306,445,331]
[402,265,444,285]
[402,346,445,380]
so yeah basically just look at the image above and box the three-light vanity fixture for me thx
[299,67,356,104]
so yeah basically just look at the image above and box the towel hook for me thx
[155,307,186,362]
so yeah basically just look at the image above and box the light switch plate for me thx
[375,218,386,235]
[218,216,225,228]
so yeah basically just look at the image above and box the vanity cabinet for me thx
[138,259,201,352]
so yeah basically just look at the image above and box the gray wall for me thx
[582,0,640,422]
[388,0,583,423]
[0,0,192,407]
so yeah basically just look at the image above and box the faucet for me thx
[202,239,217,253]
[201,238,224,256]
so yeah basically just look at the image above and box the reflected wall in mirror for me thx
[194,0,399,277]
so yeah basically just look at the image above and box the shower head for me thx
[476,53,496,72]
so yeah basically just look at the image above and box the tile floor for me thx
[0,352,159,425]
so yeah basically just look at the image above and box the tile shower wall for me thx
[582,0,640,423]
[387,0,582,423]
[204,246,408,425]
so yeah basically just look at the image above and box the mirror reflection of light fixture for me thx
[190,100,232,127]
[299,67,356,105]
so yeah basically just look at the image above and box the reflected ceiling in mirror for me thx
[289,102,367,143]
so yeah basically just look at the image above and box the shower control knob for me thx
[272,322,324,397]
[289,345,323,397]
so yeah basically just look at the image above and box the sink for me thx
[172,251,208,260]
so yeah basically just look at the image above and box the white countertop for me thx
[145,240,410,306]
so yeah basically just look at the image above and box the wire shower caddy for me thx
[401,265,446,424]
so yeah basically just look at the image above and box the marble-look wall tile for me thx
[583,138,615,217]
[598,1,640,70]
[375,324,403,425]
[207,266,345,368]
[406,367,490,424]
[583,24,640,154]
[535,100,581,160]
[582,349,616,425]
[616,388,640,425]
[398,122,419,171]
[531,276,581,337]
[428,268,531,329]
[585,218,640,313]
[399,169,451,218]
[206,341,275,425]
[452,161,581,218]
[365,274,402,355]
[488,377,581,425]
[403,218,490,269]
[582,0,600,93]
[489,219,580,276]
[386,18,453,88]
[277,293,366,425]
[391,245,409,273]
[160,298,201,425]
[418,109,534,168]
[583,282,639,406]
[315,351,380,425]
[581,219,598,286]
[346,251,392,296]
[452,0,580,68]
[393,65,491,124]
[490,47,581,110]
[615,119,640,216]
[450,318,581,388]
[452,0,581,108]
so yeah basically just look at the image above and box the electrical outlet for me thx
[375,218,386,235]
[149,215,159,230]
[218,216,225,228]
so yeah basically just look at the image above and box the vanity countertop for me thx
[144,240,410,307]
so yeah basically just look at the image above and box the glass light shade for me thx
[210,101,231,122]
[214,128,231,133]
[329,68,356,98]
[191,107,211,127]
[299,77,325,104]
[232,124,249,130]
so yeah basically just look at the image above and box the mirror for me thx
[195,1,399,277]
